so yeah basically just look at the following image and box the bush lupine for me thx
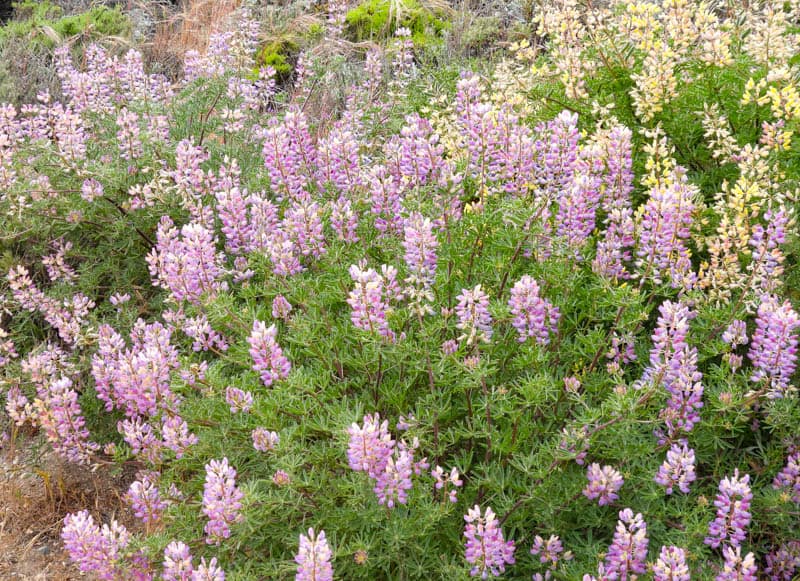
[252,427,280,452]
[162,541,194,581]
[530,535,570,568]
[346,413,395,477]
[603,508,649,579]
[717,545,758,581]
[583,463,624,506]
[773,451,800,503]
[202,457,244,544]
[463,505,516,579]
[655,440,697,495]
[748,295,800,398]
[295,528,333,581]
[0,2,795,578]
[508,275,559,344]
[248,320,291,387]
[705,470,753,548]
[652,545,690,581]
[455,285,493,346]
[61,510,130,580]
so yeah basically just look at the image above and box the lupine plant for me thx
[0,1,799,579]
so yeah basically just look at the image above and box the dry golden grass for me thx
[143,0,243,77]
[0,437,140,580]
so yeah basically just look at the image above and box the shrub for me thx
[0,2,799,580]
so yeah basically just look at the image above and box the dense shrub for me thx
[1,2,799,580]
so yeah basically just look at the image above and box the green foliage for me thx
[0,2,129,46]
[344,0,449,46]
[255,39,298,79]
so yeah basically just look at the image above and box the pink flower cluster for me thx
[463,505,516,579]
[202,457,245,544]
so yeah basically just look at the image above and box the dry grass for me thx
[0,435,140,580]
[142,0,243,77]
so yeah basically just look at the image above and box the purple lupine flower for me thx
[272,295,293,320]
[109,292,130,307]
[534,110,580,199]
[722,320,748,347]
[508,275,559,344]
[368,165,404,236]
[604,508,648,579]
[81,178,104,201]
[717,545,758,581]
[125,471,167,523]
[374,445,414,508]
[266,228,304,277]
[748,294,800,398]
[593,125,635,279]
[330,196,360,243]
[317,123,362,194]
[146,216,227,305]
[116,107,143,160]
[215,164,253,256]
[403,212,439,288]
[773,451,800,502]
[556,171,602,255]
[36,376,99,464]
[202,458,244,544]
[347,413,395,478]
[248,320,291,387]
[652,546,690,581]
[5,386,31,425]
[635,169,697,289]
[252,428,280,452]
[162,541,193,581]
[42,239,76,284]
[171,139,211,199]
[181,314,229,353]
[62,510,130,580]
[705,470,752,548]
[463,505,516,579]
[492,106,536,195]
[432,465,463,503]
[262,108,317,202]
[347,262,398,341]
[749,207,791,294]
[392,113,445,187]
[92,320,181,417]
[456,285,493,346]
[273,469,291,486]
[583,463,624,506]
[284,201,327,259]
[119,417,162,464]
[642,301,704,439]
[655,440,696,495]
[225,386,254,414]
[193,557,226,581]
[295,528,333,581]
[162,415,198,459]
[530,535,570,567]
[7,265,94,346]
[765,541,800,580]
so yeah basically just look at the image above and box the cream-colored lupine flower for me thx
[743,2,799,68]
[620,1,663,52]
[640,125,677,189]
[700,103,739,161]
[631,41,679,122]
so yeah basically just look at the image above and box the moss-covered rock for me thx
[344,0,449,46]
[1,1,130,46]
